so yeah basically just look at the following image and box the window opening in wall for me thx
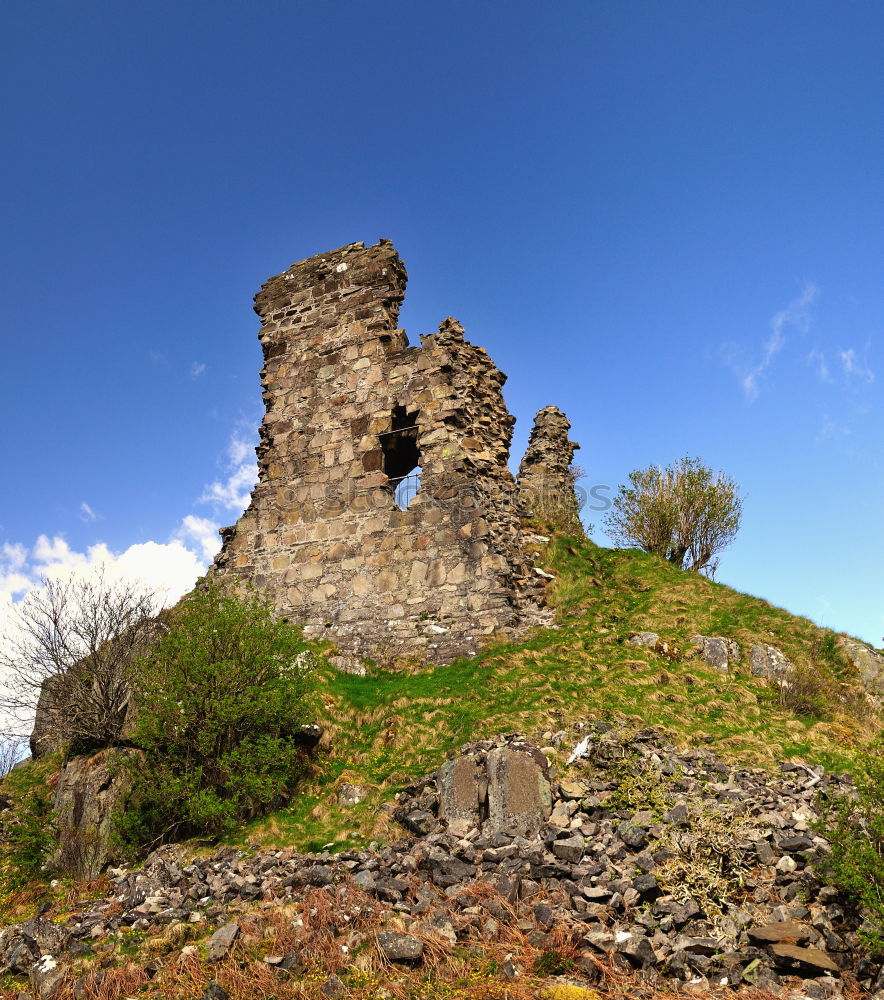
[380,406,422,510]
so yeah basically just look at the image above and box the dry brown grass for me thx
[52,961,148,1000]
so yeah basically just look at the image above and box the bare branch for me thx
[0,569,161,755]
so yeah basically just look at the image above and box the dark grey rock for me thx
[207,921,239,961]
[377,931,424,963]
[617,821,648,849]
[201,984,231,1000]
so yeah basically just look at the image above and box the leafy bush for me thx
[118,584,317,847]
[0,758,57,891]
[816,738,884,956]
[604,456,742,573]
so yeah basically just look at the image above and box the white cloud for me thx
[176,514,222,563]
[0,543,31,602]
[0,417,261,737]
[199,431,258,512]
[227,433,254,466]
[1,532,207,611]
[739,283,818,401]
[191,362,207,379]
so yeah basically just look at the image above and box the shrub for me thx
[0,757,57,891]
[117,584,317,847]
[604,456,742,573]
[778,663,839,718]
[816,738,884,956]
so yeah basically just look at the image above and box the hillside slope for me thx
[243,531,881,854]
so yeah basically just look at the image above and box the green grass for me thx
[235,531,880,853]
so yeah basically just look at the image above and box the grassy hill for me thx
[239,528,881,854]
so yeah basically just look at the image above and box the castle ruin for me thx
[212,240,581,664]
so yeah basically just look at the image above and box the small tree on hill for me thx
[118,583,317,848]
[604,456,742,573]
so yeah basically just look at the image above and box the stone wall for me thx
[211,240,545,664]
[517,405,583,533]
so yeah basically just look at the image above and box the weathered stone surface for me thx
[750,644,794,681]
[376,931,423,963]
[207,922,240,961]
[551,835,584,862]
[517,406,583,534]
[437,756,481,835]
[321,973,345,997]
[628,632,660,648]
[211,240,549,664]
[486,743,551,837]
[30,675,69,759]
[837,636,884,693]
[53,749,134,880]
[748,920,811,943]
[690,635,740,673]
[0,926,40,974]
[336,783,369,807]
[769,942,840,972]
[29,954,65,999]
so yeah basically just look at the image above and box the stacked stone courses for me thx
[517,405,582,532]
[212,240,578,664]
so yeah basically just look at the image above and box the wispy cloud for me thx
[199,430,258,512]
[839,348,875,384]
[79,501,98,523]
[739,283,818,400]
[191,362,207,379]
[816,414,851,443]
[807,347,831,382]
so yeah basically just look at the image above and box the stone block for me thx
[486,743,552,837]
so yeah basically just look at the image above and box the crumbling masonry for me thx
[212,240,580,664]
[518,406,583,534]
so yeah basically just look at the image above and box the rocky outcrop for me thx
[750,644,795,682]
[518,406,583,533]
[837,636,884,694]
[690,635,740,673]
[52,748,134,879]
[2,726,879,997]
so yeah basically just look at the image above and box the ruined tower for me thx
[212,240,544,664]
[518,406,584,534]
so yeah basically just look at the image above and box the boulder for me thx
[207,921,240,962]
[0,926,40,974]
[337,783,369,807]
[376,931,423,963]
[690,635,740,673]
[53,748,135,879]
[750,644,794,682]
[628,632,660,648]
[486,742,551,837]
[29,954,65,999]
[837,636,884,694]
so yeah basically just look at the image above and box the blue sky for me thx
[1,1,882,646]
